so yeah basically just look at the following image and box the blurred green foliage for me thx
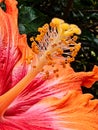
[1,0,98,97]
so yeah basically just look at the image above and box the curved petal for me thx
[0,0,34,94]
[5,64,98,116]
[1,91,98,130]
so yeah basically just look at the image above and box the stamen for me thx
[34,18,81,64]
[31,41,39,54]
[56,73,59,78]
[33,65,36,68]
[30,36,34,42]
[53,68,59,73]
[45,71,49,78]
[61,61,66,68]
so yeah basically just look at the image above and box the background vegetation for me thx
[1,0,98,98]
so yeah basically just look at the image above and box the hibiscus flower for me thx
[0,0,98,130]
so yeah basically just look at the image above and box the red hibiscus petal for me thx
[1,91,98,130]
[0,0,34,94]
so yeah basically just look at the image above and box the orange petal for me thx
[2,91,98,130]
[81,65,98,88]
[43,63,98,93]
[37,91,98,129]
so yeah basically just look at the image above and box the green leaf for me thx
[18,5,48,34]
[90,13,98,19]
[93,38,98,45]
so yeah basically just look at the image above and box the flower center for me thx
[0,18,81,116]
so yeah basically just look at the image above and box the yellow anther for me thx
[47,60,54,65]
[74,43,81,52]
[33,65,36,68]
[38,24,48,34]
[70,57,75,62]
[31,41,39,54]
[51,18,64,26]
[70,24,81,35]
[51,43,57,48]
[61,39,68,45]
[66,56,72,63]
[53,69,59,73]
[35,35,41,42]
[71,51,77,57]
[64,30,74,37]
[43,24,49,29]
[50,22,56,28]
[41,68,44,72]
[46,52,52,60]
[30,36,34,42]
[61,23,69,31]
[52,64,55,67]
[56,48,63,55]
[38,27,43,33]
[70,47,74,51]
[61,62,66,68]
[45,71,49,78]
[72,36,78,41]
[55,73,59,78]
[74,28,81,35]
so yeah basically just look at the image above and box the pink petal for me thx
[0,0,34,94]
[1,91,98,130]
[5,64,98,116]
